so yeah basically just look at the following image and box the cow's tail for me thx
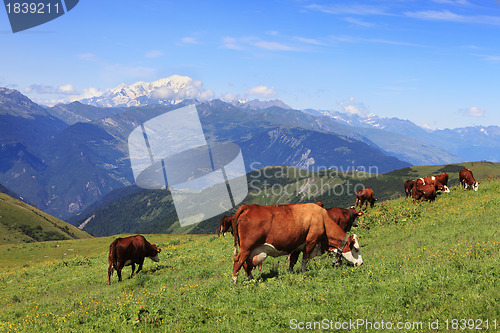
[231,205,248,258]
[109,239,119,271]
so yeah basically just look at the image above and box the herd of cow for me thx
[107,168,479,285]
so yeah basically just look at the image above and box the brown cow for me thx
[355,188,377,208]
[404,180,416,198]
[416,176,450,193]
[107,235,161,285]
[217,215,233,236]
[411,184,437,203]
[325,206,364,232]
[231,203,363,284]
[435,172,449,187]
[287,206,364,271]
[459,168,478,191]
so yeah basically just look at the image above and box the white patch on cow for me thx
[232,276,238,284]
[249,243,288,267]
[443,185,450,193]
[431,176,435,181]
[352,234,360,250]
[473,182,479,191]
[342,249,363,266]
[419,178,425,185]
[149,254,160,262]
[124,260,133,266]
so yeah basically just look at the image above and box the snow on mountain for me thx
[80,75,214,107]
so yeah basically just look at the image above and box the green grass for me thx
[0,178,498,332]
[0,193,92,245]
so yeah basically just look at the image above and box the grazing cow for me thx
[459,168,479,191]
[411,184,437,203]
[232,203,363,284]
[355,188,377,208]
[416,176,450,193]
[217,215,233,236]
[435,172,449,187]
[286,205,364,271]
[107,235,161,285]
[404,180,416,198]
[325,206,364,233]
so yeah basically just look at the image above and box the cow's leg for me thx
[136,259,144,275]
[301,241,317,272]
[287,251,300,272]
[232,250,251,285]
[130,263,136,278]
[116,263,125,282]
[244,258,254,280]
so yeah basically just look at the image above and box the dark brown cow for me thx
[404,180,416,198]
[231,203,363,284]
[416,176,450,193]
[107,235,161,285]
[217,215,233,236]
[411,184,437,203]
[459,168,478,191]
[355,188,377,208]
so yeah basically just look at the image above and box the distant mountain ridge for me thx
[80,75,208,107]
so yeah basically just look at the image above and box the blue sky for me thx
[1,0,499,129]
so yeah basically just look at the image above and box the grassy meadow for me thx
[0,178,499,332]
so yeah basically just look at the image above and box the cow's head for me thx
[149,244,161,262]
[349,206,364,228]
[333,234,363,266]
[473,182,479,191]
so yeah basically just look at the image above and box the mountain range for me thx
[1,76,499,224]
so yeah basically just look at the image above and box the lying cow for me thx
[411,184,436,203]
[459,168,478,191]
[107,235,161,285]
[404,180,416,198]
[416,176,450,193]
[231,203,363,284]
[217,215,233,236]
[355,188,377,208]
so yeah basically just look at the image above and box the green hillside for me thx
[0,193,92,244]
[79,161,500,235]
[0,177,498,332]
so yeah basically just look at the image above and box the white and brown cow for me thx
[459,168,479,191]
[231,203,363,284]
[416,175,450,193]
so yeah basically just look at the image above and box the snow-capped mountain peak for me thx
[80,75,212,107]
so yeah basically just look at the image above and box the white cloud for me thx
[253,40,297,51]
[246,85,276,98]
[181,37,200,44]
[344,17,375,27]
[460,106,485,117]
[57,84,77,95]
[306,4,389,16]
[404,10,500,25]
[77,53,98,61]
[145,50,165,58]
[222,37,244,50]
[339,97,371,117]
